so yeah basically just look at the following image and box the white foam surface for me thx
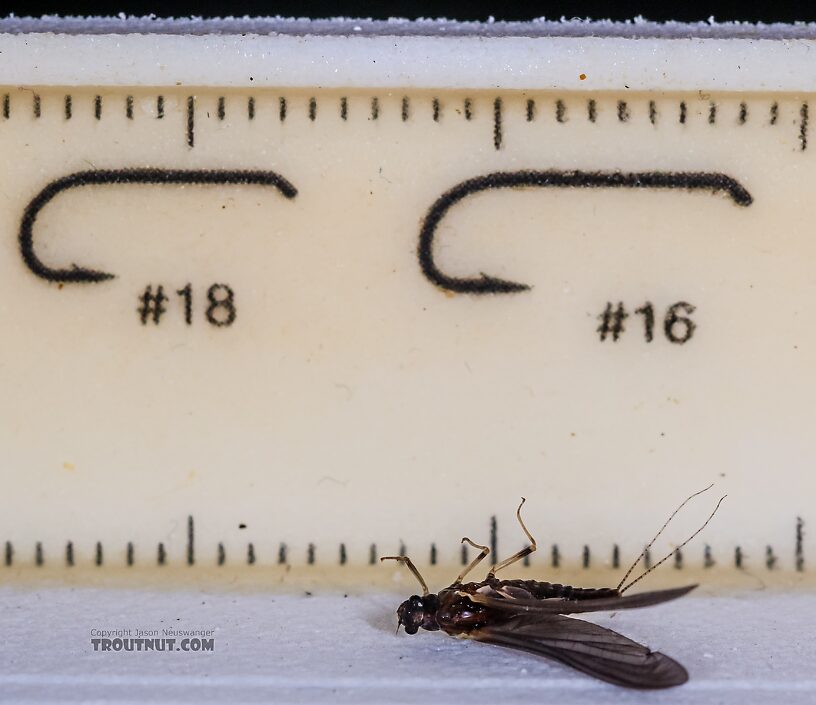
[1,586,814,704]
[0,30,815,90]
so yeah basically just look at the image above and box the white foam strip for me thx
[0,33,813,90]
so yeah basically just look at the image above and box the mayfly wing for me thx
[468,613,688,689]
[464,584,697,615]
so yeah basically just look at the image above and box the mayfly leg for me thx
[455,537,490,584]
[487,497,537,578]
[381,555,430,596]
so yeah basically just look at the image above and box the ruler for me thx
[0,25,812,582]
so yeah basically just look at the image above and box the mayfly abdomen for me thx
[499,579,619,601]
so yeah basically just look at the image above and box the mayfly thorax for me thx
[382,487,725,689]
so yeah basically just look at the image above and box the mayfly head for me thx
[396,593,440,634]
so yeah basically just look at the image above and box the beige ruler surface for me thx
[0,32,812,583]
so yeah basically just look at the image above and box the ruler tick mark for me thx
[279,543,288,565]
[35,541,43,566]
[157,542,166,566]
[648,100,657,125]
[95,541,103,566]
[2,93,9,119]
[33,94,40,118]
[796,516,804,571]
[186,96,195,147]
[94,95,101,120]
[525,98,534,122]
[308,97,316,121]
[555,99,566,123]
[708,102,717,124]
[551,544,560,568]
[125,95,133,120]
[307,542,316,564]
[612,544,620,569]
[187,515,194,566]
[493,97,502,150]
[766,545,777,570]
[127,542,134,566]
[247,96,255,120]
[370,96,379,120]
[490,514,498,558]
[734,545,743,569]
[217,96,225,121]
[679,101,687,124]
[401,96,409,121]
[800,103,809,151]
[673,548,683,569]
[582,545,590,569]
[64,94,72,120]
[617,100,629,122]
[430,543,437,565]
[432,97,440,122]
[340,96,348,120]
[770,101,779,125]
[368,543,376,565]
[279,96,287,122]
[4,541,12,566]
[460,542,468,566]
[704,544,714,568]
[339,543,347,565]
[587,99,596,123]
[738,102,748,124]
[247,543,256,565]
[464,97,473,120]
[65,541,74,566]
[217,542,225,566]
[156,95,164,119]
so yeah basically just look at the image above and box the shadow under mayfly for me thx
[382,487,725,689]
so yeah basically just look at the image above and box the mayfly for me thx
[382,487,724,689]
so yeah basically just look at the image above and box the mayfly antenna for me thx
[619,494,726,594]
[616,484,715,592]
